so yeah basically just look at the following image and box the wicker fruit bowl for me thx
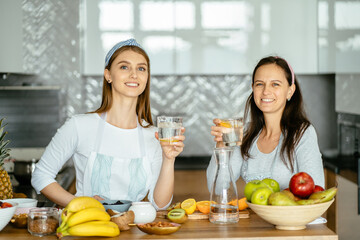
[247,199,334,230]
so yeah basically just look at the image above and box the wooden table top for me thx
[0,212,338,240]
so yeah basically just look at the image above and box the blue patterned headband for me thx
[105,38,145,68]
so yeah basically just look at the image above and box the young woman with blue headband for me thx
[32,39,185,209]
[207,56,324,191]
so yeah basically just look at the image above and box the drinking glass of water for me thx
[219,118,243,146]
[157,116,183,143]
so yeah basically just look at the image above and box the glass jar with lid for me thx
[28,207,59,236]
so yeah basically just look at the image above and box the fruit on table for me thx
[0,118,13,200]
[261,178,280,193]
[296,199,321,205]
[167,202,181,211]
[64,196,105,213]
[244,180,269,201]
[181,198,197,215]
[289,172,315,198]
[268,192,298,206]
[314,185,325,193]
[60,196,105,224]
[11,213,28,228]
[0,201,13,208]
[196,201,212,214]
[63,207,110,229]
[57,221,119,238]
[13,192,27,198]
[309,187,338,203]
[111,210,135,231]
[229,197,249,210]
[167,208,188,223]
[57,196,118,239]
[238,197,249,210]
[281,189,300,201]
[251,187,273,205]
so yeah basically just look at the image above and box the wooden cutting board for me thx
[157,209,249,220]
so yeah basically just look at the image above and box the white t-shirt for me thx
[31,113,166,208]
[207,125,325,191]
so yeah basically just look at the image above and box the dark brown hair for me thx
[240,56,310,172]
[92,46,153,127]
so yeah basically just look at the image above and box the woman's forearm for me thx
[153,155,175,208]
[40,182,76,207]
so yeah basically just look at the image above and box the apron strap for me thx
[93,112,106,153]
[137,120,146,157]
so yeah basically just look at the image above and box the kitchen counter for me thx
[323,155,359,184]
[0,212,337,239]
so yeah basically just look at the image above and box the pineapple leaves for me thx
[0,118,11,164]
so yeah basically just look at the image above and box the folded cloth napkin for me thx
[307,217,327,225]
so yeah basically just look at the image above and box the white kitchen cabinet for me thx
[82,0,317,75]
[0,0,24,73]
[82,0,175,75]
[335,74,360,115]
[318,0,360,73]
[175,0,318,74]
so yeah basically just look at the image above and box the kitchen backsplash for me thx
[1,73,337,156]
[0,0,338,156]
[0,87,61,148]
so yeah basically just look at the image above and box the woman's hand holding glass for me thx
[211,118,243,147]
[155,128,185,160]
[211,118,226,148]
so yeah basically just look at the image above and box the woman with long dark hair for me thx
[207,56,324,190]
[32,39,185,209]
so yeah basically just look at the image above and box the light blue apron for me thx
[83,113,151,201]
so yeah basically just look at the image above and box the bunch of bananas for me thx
[56,196,120,239]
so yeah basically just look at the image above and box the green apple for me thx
[251,187,273,205]
[244,180,268,201]
[261,178,280,193]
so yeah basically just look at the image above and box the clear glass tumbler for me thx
[209,147,239,224]
[219,118,243,146]
[157,116,183,143]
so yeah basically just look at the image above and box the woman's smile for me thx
[261,98,275,103]
[125,82,140,87]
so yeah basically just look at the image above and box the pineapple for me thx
[0,118,13,200]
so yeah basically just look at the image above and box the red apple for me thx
[313,185,325,193]
[289,172,315,198]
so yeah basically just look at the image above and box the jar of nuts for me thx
[28,207,59,237]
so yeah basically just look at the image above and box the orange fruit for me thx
[219,121,232,128]
[238,197,249,210]
[181,198,196,215]
[196,201,211,214]
[228,197,249,211]
[228,199,237,206]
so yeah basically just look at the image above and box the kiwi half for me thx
[167,208,188,224]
